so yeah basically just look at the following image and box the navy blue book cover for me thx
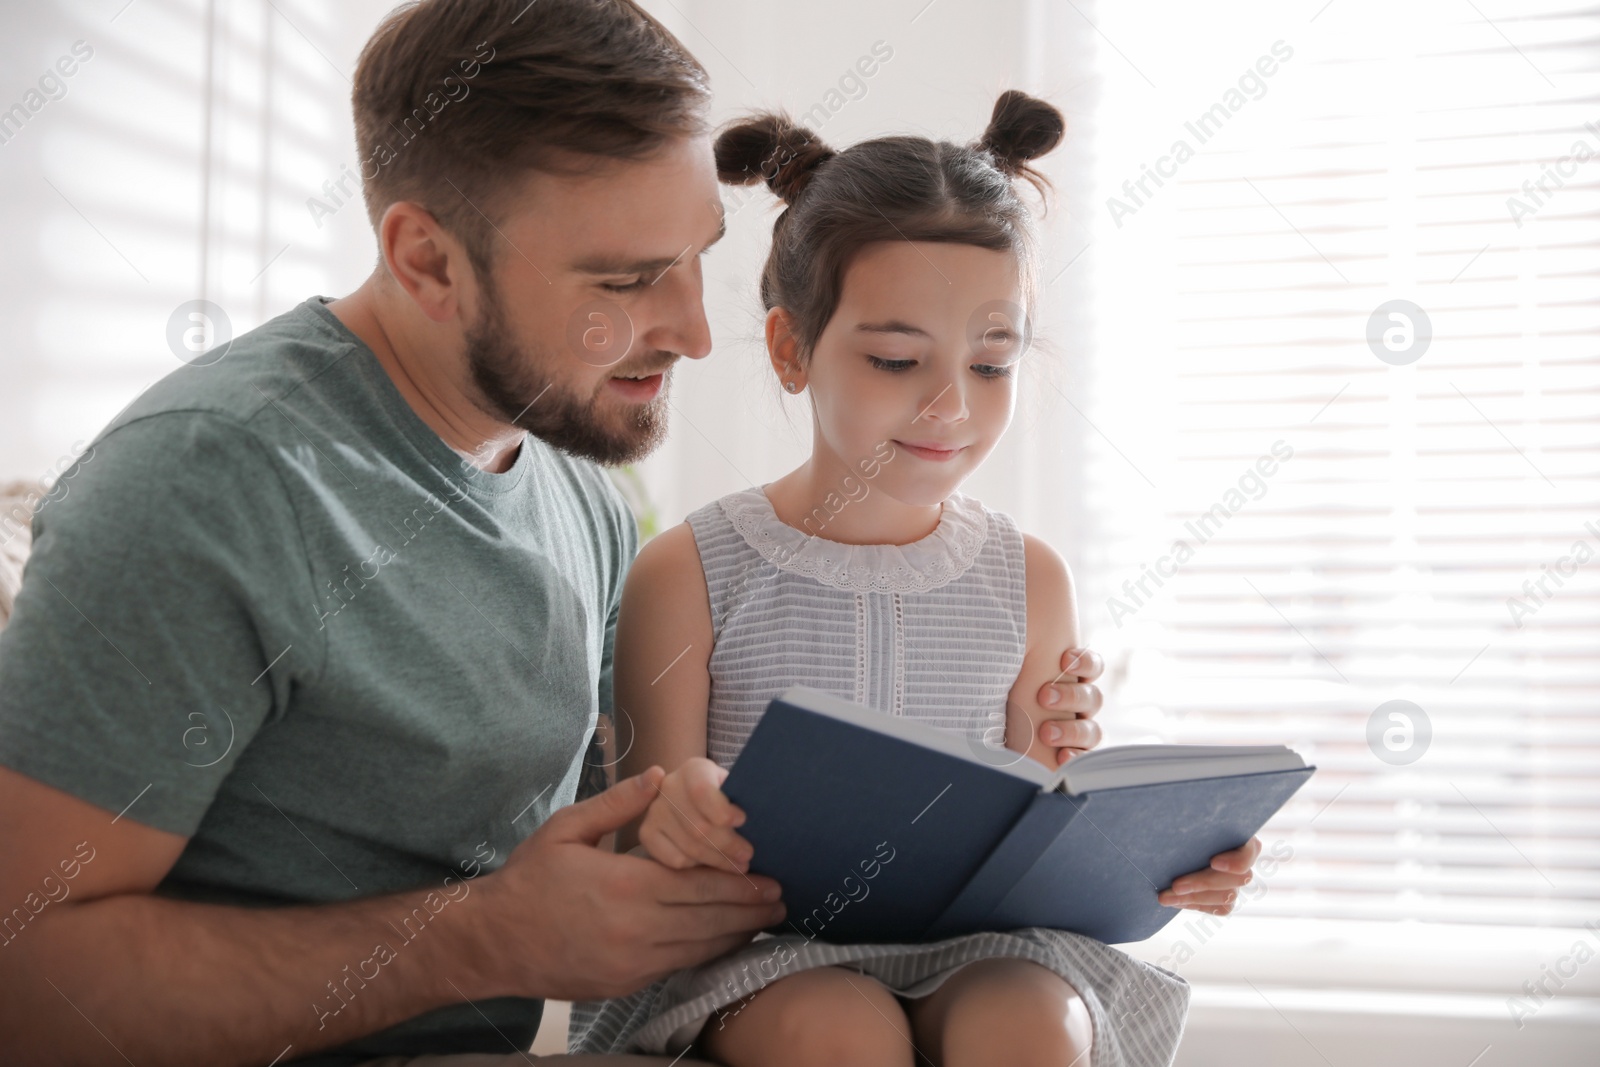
[721,686,1316,945]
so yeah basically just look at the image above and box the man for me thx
[0,1,1256,1063]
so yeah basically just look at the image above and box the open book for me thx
[720,685,1315,945]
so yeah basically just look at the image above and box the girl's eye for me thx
[867,355,916,372]
[868,354,1014,379]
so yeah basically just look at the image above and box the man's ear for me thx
[764,306,805,388]
[378,201,467,325]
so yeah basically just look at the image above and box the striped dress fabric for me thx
[568,485,1190,1065]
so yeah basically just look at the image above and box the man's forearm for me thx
[0,876,505,1067]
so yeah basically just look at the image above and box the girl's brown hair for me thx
[714,90,1066,369]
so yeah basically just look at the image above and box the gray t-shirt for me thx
[0,295,637,1062]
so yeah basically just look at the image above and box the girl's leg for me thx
[696,965,915,1067]
[904,958,1093,1067]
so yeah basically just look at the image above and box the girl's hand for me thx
[1036,646,1104,766]
[1157,835,1260,914]
[637,757,753,873]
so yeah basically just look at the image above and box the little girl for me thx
[569,91,1205,1067]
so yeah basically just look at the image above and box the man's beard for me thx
[464,285,671,467]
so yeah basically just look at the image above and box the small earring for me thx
[783,380,800,393]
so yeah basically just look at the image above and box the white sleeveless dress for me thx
[567,485,1190,1065]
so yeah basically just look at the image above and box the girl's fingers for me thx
[703,823,754,872]
[651,761,754,871]
[658,777,733,836]
[1038,679,1103,719]
[1159,886,1240,908]
[1211,836,1262,872]
[686,770,744,829]
[1188,868,1252,888]
[1060,646,1105,683]
[639,823,697,870]
[667,801,752,873]
[669,812,747,871]
[1164,883,1248,908]
[1168,849,1260,894]
[1040,716,1100,750]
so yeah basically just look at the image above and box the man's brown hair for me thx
[352,0,710,281]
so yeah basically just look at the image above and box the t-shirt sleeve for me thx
[597,563,627,726]
[595,479,640,727]
[577,481,638,802]
[0,411,321,835]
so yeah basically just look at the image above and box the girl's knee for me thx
[936,959,1093,1063]
[703,966,914,1067]
[771,968,914,1065]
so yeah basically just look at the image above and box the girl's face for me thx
[790,240,1027,508]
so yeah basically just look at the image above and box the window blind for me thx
[3,0,352,479]
[1078,0,1599,927]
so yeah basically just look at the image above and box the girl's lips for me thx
[894,439,965,462]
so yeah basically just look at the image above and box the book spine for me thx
[921,790,1079,939]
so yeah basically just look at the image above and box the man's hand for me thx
[636,757,750,873]
[474,765,782,1001]
[1158,835,1260,915]
[1034,646,1104,766]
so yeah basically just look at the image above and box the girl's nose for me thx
[914,377,969,425]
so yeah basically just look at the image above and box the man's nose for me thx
[652,267,713,360]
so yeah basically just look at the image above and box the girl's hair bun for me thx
[714,112,837,204]
[977,89,1065,188]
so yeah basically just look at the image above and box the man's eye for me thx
[867,355,915,372]
[601,278,647,293]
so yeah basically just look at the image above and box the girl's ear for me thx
[764,307,806,392]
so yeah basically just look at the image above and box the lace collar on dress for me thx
[718,484,989,594]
